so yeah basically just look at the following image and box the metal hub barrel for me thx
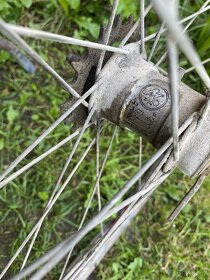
[90,43,210,177]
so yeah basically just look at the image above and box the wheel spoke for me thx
[151,0,210,89]
[11,114,195,280]
[142,5,210,49]
[59,250,73,280]
[9,141,98,280]
[58,0,120,275]
[65,125,117,247]
[155,51,167,67]
[120,3,210,50]
[0,83,98,183]
[95,0,119,231]
[62,150,173,280]
[66,132,195,280]
[0,19,88,105]
[20,108,95,269]
[96,0,119,76]
[0,128,88,189]
[139,137,142,185]
[167,40,179,160]
[185,58,210,73]
[120,4,152,47]
[184,0,210,30]
[50,108,95,201]
[79,126,117,228]
[4,23,128,55]
[168,174,206,222]
[102,175,168,221]
[148,22,165,62]
[0,135,95,280]
[140,0,145,54]
[95,0,119,230]
[96,121,103,235]
[10,239,70,280]
[156,1,210,67]
[59,123,114,280]
[167,0,179,161]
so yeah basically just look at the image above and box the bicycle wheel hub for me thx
[90,42,210,177]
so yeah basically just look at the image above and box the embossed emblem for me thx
[139,84,169,111]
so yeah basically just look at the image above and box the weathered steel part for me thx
[61,16,136,128]
[89,42,210,177]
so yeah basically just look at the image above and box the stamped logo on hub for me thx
[139,84,169,111]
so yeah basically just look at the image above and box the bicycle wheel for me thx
[0,0,210,279]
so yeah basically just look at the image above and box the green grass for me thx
[0,0,210,279]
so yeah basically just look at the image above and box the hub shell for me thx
[90,43,210,177]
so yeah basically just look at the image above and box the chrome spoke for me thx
[0,128,86,189]
[151,0,210,89]
[67,150,172,279]
[0,83,98,183]
[5,23,128,55]
[0,19,88,105]
[184,0,210,30]
[101,175,168,222]
[155,51,166,67]
[1,137,95,280]
[168,174,206,222]
[140,0,145,54]
[57,151,173,280]
[96,0,119,76]
[95,0,119,231]
[167,41,179,159]
[148,22,165,62]
[121,4,210,49]
[143,5,210,49]
[58,0,120,274]
[0,108,95,278]
[59,250,73,280]
[49,108,95,203]
[167,0,179,160]
[20,108,95,269]
[139,137,142,185]
[79,126,117,228]
[59,123,114,280]
[185,58,210,73]
[61,0,119,274]
[20,222,42,271]
[12,115,195,280]
[120,4,152,47]
[10,239,70,280]
[156,0,210,67]
[64,135,188,279]
[96,121,103,235]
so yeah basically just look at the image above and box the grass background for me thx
[0,0,210,279]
